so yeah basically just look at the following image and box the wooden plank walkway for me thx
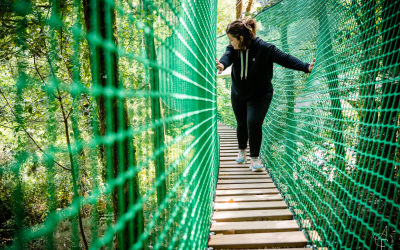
[208,123,310,249]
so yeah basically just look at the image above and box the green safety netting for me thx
[217,0,399,248]
[1,0,218,249]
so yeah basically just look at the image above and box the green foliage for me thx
[1,0,218,249]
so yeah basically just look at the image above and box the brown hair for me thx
[226,19,257,50]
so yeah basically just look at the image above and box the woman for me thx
[216,19,315,172]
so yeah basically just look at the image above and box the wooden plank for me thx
[215,194,283,203]
[219,167,249,170]
[210,220,299,234]
[221,156,255,161]
[255,249,312,250]
[212,209,292,222]
[215,188,279,196]
[219,149,244,151]
[220,158,247,161]
[218,178,272,184]
[220,153,249,156]
[219,172,267,175]
[217,183,276,190]
[309,230,322,242]
[259,249,312,250]
[219,165,249,168]
[219,165,248,168]
[220,154,248,158]
[214,201,287,211]
[219,166,248,170]
[219,168,250,172]
[218,175,267,179]
[208,231,307,249]
[219,162,248,165]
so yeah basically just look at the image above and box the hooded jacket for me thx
[219,37,310,99]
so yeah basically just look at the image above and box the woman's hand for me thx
[308,58,315,73]
[216,58,224,74]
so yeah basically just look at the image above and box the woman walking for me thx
[216,19,315,172]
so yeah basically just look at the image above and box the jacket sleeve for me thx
[271,45,310,73]
[219,45,235,69]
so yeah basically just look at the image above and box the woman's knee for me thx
[247,118,263,130]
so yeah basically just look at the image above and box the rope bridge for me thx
[0,0,398,249]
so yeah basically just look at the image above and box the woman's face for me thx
[227,33,242,50]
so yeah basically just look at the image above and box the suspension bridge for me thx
[1,0,399,249]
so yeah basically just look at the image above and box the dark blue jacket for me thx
[219,37,310,99]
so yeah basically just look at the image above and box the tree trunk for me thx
[82,0,144,248]
[376,1,400,247]
[142,0,167,208]
[236,0,243,19]
[281,23,297,177]
[350,0,379,172]
[246,0,254,13]
[316,1,345,165]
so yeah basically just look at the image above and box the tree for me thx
[236,0,243,19]
[82,0,144,247]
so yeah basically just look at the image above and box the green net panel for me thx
[0,0,218,249]
[217,0,399,248]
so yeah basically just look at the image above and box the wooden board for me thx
[218,175,268,179]
[212,209,292,222]
[219,165,249,168]
[219,168,251,172]
[219,172,267,175]
[220,156,255,161]
[219,163,249,167]
[217,178,272,184]
[210,220,299,234]
[214,194,283,203]
[208,231,307,248]
[216,183,276,190]
[215,188,279,196]
[214,201,287,211]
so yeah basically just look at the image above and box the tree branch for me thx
[33,54,58,99]
[0,87,70,171]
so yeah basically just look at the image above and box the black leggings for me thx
[231,92,273,157]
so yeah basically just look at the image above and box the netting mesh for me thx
[217,0,399,248]
[1,0,218,249]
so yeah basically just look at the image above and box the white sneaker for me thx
[236,150,246,164]
[250,158,264,172]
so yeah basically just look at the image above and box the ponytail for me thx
[226,19,257,49]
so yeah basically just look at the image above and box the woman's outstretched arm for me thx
[271,45,314,73]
